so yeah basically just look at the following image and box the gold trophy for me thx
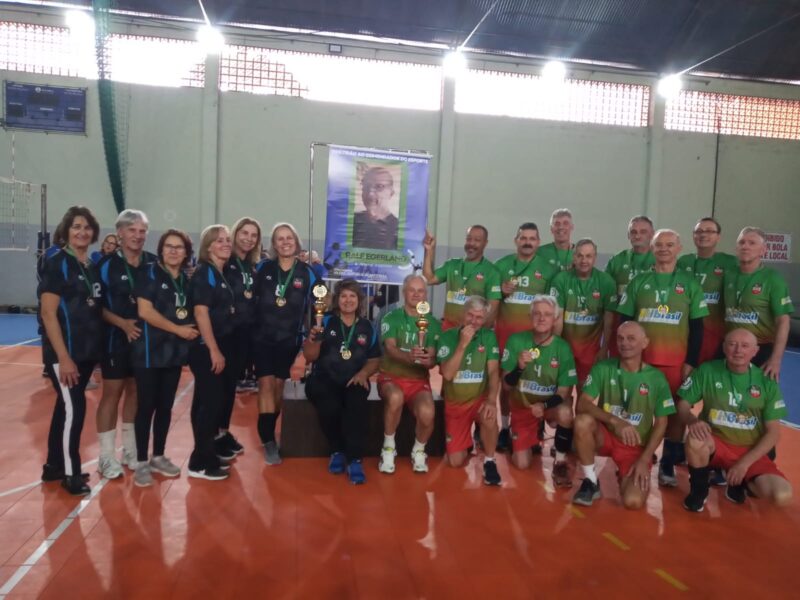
[312,283,328,328]
[415,301,431,348]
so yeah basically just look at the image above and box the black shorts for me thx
[254,339,301,380]
[101,348,134,380]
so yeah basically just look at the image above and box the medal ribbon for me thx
[616,359,644,412]
[64,246,95,300]
[339,317,359,352]
[458,258,484,290]
[725,363,754,410]
[161,263,186,307]
[276,259,298,299]
[511,256,533,280]
[235,257,252,293]
[211,263,235,306]
[528,332,552,360]
[574,270,596,312]
[734,267,761,306]
[116,250,137,292]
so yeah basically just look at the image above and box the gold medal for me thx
[341,349,352,360]
[230,306,236,315]
[579,309,589,316]
[530,348,540,359]
[176,307,188,320]
[243,290,253,299]
[276,296,287,307]
[458,288,467,295]
[657,304,669,315]
[510,277,519,286]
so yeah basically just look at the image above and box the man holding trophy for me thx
[377,274,441,474]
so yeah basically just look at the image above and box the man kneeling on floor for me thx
[436,295,502,486]
[572,321,675,508]
[677,328,793,512]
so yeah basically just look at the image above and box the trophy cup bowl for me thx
[312,283,328,329]
[415,300,431,348]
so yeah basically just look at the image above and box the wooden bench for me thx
[280,381,446,457]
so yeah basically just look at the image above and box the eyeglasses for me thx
[164,244,186,251]
[693,229,719,235]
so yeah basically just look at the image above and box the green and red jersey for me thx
[677,252,737,342]
[605,249,655,308]
[616,269,709,367]
[494,253,557,330]
[549,268,617,365]
[433,257,502,325]
[436,327,499,405]
[722,265,794,344]
[379,307,442,380]
[583,359,675,446]
[678,359,786,447]
[500,332,577,409]
[538,243,574,272]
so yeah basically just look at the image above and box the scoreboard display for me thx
[4,81,87,133]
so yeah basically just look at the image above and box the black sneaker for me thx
[572,478,601,507]
[683,492,708,512]
[61,475,90,496]
[483,460,501,486]
[188,467,229,481]
[42,464,89,482]
[225,432,244,455]
[496,428,511,452]
[215,437,236,461]
[709,468,727,487]
[725,483,747,504]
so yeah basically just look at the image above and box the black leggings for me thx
[134,366,182,462]
[305,371,370,461]
[188,339,236,471]
[219,326,251,431]
[45,361,95,477]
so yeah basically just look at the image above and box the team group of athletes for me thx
[37,204,793,512]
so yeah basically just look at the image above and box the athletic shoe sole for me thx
[149,465,180,478]
[187,469,228,481]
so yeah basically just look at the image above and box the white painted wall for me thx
[1,9,799,307]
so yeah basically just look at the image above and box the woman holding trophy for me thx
[303,279,381,485]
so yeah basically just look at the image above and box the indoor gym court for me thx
[2,0,800,598]
[0,313,799,599]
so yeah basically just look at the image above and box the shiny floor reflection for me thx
[0,346,798,598]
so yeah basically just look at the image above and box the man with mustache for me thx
[493,222,557,450]
[423,225,502,331]
[538,208,575,272]
[352,166,399,250]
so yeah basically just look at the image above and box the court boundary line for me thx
[0,338,40,350]
[0,379,194,597]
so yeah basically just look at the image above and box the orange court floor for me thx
[1,343,799,599]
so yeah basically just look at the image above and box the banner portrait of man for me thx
[352,162,402,250]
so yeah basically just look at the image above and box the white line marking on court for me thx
[0,478,109,597]
[0,338,40,350]
[0,457,102,498]
[0,378,195,597]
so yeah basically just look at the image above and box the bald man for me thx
[678,328,792,511]
[572,322,674,508]
[616,229,708,487]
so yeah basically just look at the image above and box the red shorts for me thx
[442,319,459,332]
[444,399,483,454]
[495,322,528,353]
[597,423,647,479]
[654,364,683,395]
[699,329,723,364]
[608,313,621,357]
[710,435,786,481]
[575,358,594,389]
[377,373,432,408]
[510,406,542,453]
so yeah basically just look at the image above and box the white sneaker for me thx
[121,448,138,470]
[98,455,124,479]
[378,447,396,474]
[411,449,429,474]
